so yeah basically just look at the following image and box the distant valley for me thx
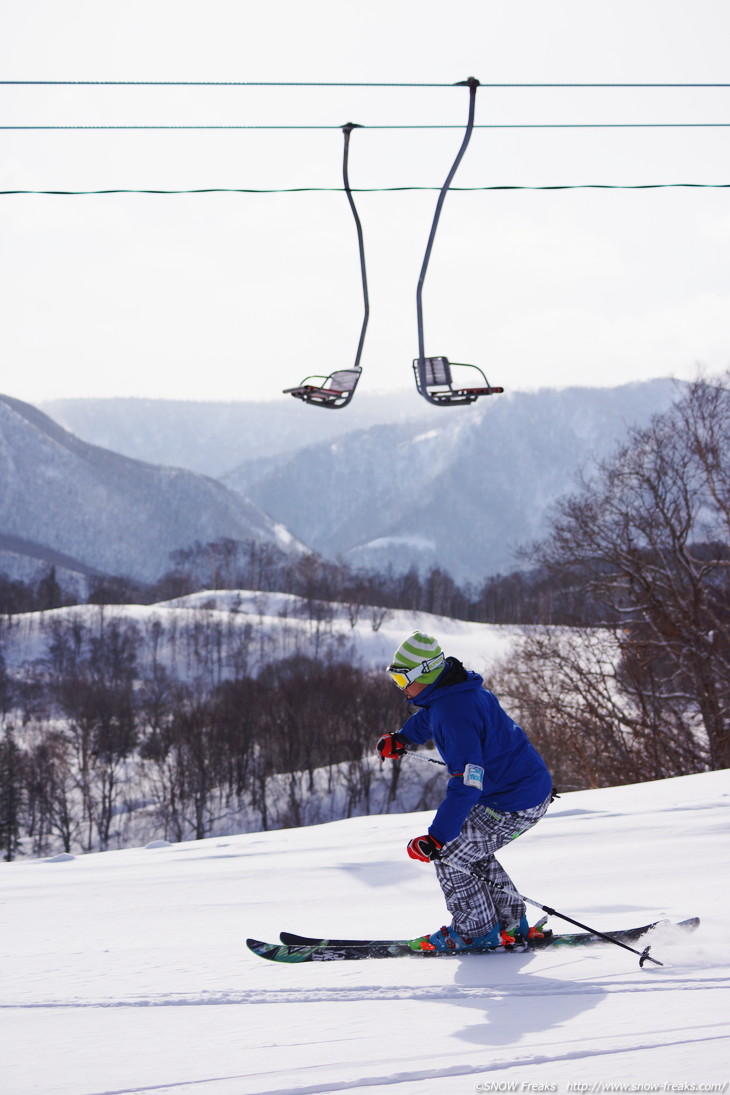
[222,379,682,580]
[4,379,683,588]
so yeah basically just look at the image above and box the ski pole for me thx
[497,882,663,968]
[440,861,663,968]
[404,748,446,767]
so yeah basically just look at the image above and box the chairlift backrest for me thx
[420,357,452,387]
[326,370,361,393]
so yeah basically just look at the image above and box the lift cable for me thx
[3,182,729,196]
[3,80,730,88]
[2,122,730,131]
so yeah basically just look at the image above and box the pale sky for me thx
[2,0,730,406]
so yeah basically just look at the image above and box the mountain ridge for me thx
[40,391,438,478]
[7,379,685,588]
[223,379,683,580]
[0,393,304,585]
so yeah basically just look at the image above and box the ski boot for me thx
[417,923,519,952]
[504,915,551,946]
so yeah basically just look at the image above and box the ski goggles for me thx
[386,652,445,689]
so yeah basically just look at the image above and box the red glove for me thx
[376,732,408,760]
[406,834,443,862]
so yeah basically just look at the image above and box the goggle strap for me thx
[388,651,445,687]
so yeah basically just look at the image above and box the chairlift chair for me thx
[283,367,362,409]
[413,356,503,406]
[412,78,504,407]
[283,123,368,410]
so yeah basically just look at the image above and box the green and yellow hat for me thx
[387,631,445,688]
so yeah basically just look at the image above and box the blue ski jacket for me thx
[398,660,552,845]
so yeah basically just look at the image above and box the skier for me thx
[378,630,553,953]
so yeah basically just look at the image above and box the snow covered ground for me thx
[2,769,729,1095]
[4,590,522,684]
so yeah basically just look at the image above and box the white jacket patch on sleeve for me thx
[463,763,484,790]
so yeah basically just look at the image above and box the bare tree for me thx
[25,728,81,854]
[43,613,140,849]
[516,372,730,779]
[0,725,23,860]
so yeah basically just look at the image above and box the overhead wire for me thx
[2,183,729,196]
[2,122,730,130]
[2,80,730,87]
[4,73,728,127]
[2,78,727,193]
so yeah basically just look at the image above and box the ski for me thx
[278,916,699,950]
[247,936,527,962]
[281,930,420,947]
[246,916,699,964]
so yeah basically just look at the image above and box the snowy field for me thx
[4,591,522,683]
[1,769,729,1095]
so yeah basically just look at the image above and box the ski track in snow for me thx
[246,1036,730,1095]
[62,1031,730,1095]
[4,973,729,1009]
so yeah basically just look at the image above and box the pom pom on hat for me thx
[390,631,444,684]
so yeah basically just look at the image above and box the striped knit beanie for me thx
[390,631,445,684]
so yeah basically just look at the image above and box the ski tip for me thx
[650,917,700,934]
[246,938,283,959]
[247,938,317,964]
[279,931,325,946]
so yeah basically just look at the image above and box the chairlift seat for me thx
[413,356,504,406]
[283,367,361,409]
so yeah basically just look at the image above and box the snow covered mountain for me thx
[0,394,303,584]
[25,380,683,586]
[224,379,682,581]
[40,390,437,478]
[2,768,727,1094]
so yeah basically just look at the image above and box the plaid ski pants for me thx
[434,796,552,936]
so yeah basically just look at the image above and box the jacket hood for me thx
[411,658,482,707]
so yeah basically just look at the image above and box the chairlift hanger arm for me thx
[342,123,369,375]
[415,77,480,368]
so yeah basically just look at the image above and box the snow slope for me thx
[2,770,729,1095]
[5,591,520,691]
